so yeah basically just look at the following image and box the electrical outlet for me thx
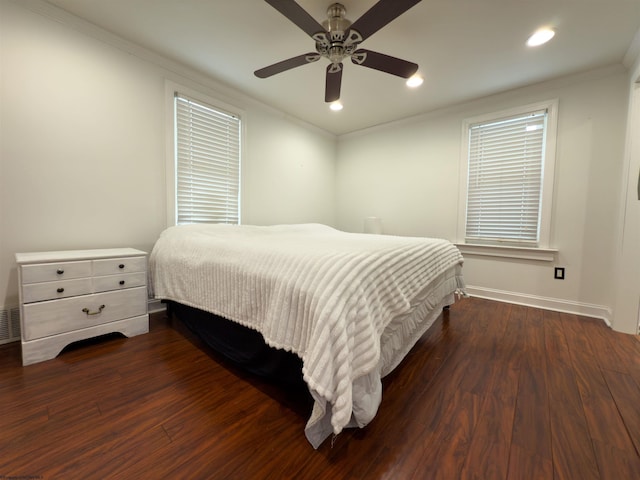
[554,267,565,280]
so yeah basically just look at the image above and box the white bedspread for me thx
[149,223,464,448]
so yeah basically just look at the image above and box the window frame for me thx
[165,80,244,227]
[457,99,559,258]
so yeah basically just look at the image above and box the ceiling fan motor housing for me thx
[324,3,351,40]
[318,3,358,66]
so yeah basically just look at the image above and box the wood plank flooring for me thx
[1,297,639,479]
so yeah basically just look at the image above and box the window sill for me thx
[454,243,558,262]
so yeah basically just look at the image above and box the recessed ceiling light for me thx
[406,74,424,88]
[527,28,555,47]
[330,101,343,111]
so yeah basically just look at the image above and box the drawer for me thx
[22,278,92,303]
[93,272,146,293]
[22,286,148,341]
[93,256,146,276]
[21,260,92,284]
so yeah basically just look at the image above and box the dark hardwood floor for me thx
[1,297,639,479]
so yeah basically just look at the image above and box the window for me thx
[168,87,241,225]
[458,100,558,251]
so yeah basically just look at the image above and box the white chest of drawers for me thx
[15,248,150,366]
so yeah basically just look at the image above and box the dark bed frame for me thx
[166,301,307,390]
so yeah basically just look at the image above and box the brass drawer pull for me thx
[82,305,105,316]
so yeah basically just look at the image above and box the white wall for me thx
[0,0,336,308]
[242,108,336,226]
[613,51,640,334]
[336,66,629,326]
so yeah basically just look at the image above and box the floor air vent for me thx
[0,307,20,345]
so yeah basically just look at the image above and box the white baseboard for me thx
[148,298,166,314]
[464,285,612,327]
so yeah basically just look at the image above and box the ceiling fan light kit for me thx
[255,0,422,104]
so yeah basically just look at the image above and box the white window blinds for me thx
[175,93,241,225]
[465,110,547,244]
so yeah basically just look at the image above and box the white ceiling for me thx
[42,0,640,135]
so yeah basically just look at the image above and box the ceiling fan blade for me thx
[351,49,418,78]
[255,53,320,78]
[348,0,422,42]
[264,0,329,45]
[325,63,343,103]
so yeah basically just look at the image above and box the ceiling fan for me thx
[254,0,422,103]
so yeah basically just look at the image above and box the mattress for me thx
[149,223,465,447]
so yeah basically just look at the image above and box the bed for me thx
[148,223,465,448]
